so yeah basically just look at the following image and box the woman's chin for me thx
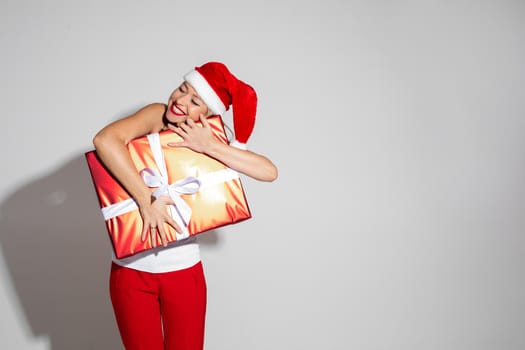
[165,112,185,125]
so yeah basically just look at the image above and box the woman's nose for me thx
[175,93,190,105]
[175,95,186,106]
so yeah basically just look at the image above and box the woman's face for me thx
[165,82,210,125]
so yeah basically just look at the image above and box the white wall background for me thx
[1,0,524,349]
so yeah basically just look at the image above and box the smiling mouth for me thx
[170,104,186,116]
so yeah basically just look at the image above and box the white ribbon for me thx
[140,167,201,240]
[100,132,240,240]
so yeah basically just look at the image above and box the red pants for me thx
[110,262,207,350]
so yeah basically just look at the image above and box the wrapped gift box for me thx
[85,116,251,259]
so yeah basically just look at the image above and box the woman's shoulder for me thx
[135,102,167,116]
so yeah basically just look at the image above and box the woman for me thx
[93,61,278,350]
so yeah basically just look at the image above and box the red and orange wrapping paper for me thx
[85,116,251,259]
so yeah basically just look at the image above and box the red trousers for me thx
[110,262,207,350]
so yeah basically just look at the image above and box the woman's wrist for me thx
[134,190,155,207]
[201,137,221,156]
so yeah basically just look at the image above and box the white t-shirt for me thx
[112,236,200,273]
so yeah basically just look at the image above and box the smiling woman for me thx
[91,61,278,350]
[166,82,211,123]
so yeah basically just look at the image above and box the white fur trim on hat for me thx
[184,70,226,115]
[229,140,247,150]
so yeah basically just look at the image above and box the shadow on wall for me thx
[0,154,220,350]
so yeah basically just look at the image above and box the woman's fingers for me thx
[149,219,182,248]
[156,225,168,247]
[199,114,210,128]
[164,214,183,234]
[139,195,185,247]
[150,226,158,248]
[141,224,148,242]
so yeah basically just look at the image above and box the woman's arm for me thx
[92,103,181,246]
[167,115,278,182]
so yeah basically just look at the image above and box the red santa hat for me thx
[184,62,257,148]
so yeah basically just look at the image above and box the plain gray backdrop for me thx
[1,0,524,349]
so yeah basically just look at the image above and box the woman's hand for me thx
[138,195,182,248]
[166,114,216,153]
[167,114,278,182]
